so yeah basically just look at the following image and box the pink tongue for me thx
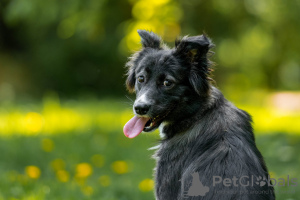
[123,116,149,138]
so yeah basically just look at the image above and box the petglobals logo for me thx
[212,175,298,187]
[182,172,210,197]
[183,172,298,197]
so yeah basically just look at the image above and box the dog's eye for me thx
[138,76,145,83]
[163,80,173,87]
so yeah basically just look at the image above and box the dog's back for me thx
[154,87,275,200]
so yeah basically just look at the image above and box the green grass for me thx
[0,129,157,200]
[0,98,299,200]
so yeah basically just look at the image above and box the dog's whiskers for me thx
[125,95,134,103]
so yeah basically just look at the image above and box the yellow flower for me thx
[75,163,93,178]
[99,175,111,187]
[41,138,54,152]
[51,159,66,171]
[139,178,154,192]
[111,161,129,174]
[91,154,105,168]
[25,166,41,179]
[56,170,70,182]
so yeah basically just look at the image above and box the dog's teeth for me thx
[150,122,153,127]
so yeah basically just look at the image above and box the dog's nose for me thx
[134,104,150,115]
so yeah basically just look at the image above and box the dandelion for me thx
[75,163,93,178]
[99,175,111,187]
[139,178,154,192]
[25,165,41,179]
[41,138,54,152]
[91,154,105,168]
[111,161,129,174]
[56,170,70,182]
[51,159,66,171]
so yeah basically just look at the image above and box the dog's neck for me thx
[159,86,225,141]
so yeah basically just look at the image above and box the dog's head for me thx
[123,30,214,138]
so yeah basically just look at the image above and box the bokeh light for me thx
[25,166,41,179]
[111,161,130,174]
[139,179,154,192]
[75,163,93,178]
[56,170,70,182]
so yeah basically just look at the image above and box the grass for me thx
[0,129,156,200]
[0,96,299,200]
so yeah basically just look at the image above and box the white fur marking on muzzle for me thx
[135,92,150,104]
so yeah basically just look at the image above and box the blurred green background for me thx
[0,0,300,199]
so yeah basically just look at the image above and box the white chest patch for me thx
[159,122,169,139]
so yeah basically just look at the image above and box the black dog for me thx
[123,30,275,200]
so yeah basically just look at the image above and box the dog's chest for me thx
[153,142,188,199]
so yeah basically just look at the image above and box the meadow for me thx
[0,93,299,200]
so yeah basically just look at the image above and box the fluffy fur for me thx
[125,30,275,200]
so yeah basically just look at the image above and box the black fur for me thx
[125,30,275,200]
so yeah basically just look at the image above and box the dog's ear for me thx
[126,66,135,93]
[173,34,214,96]
[137,30,162,49]
[125,30,161,92]
[174,34,213,64]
